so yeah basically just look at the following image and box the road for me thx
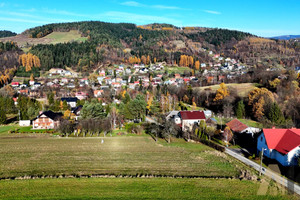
[225,148,300,195]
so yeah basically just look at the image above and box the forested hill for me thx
[1,21,299,72]
[0,30,17,38]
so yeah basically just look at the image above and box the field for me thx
[0,128,297,199]
[0,135,240,178]
[44,30,87,44]
[196,83,256,97]
[0,30,87,51]
[0,178,296,200]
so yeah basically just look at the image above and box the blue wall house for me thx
[257,128,300,166]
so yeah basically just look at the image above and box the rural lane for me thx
[225,148,300,195]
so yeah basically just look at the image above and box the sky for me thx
[0,0,299,37]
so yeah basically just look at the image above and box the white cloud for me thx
[121,1,181,10]
[42,8,86,17]
[0,17,51,24]
[152,5,180,10]
[203,10,221,15]
[121,1,143,7]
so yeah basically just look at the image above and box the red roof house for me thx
[179,111,206,132]
[257,128,300,166]
[226,119,248,133]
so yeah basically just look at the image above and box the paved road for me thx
[145,116,158,124]
[225,148,300,195]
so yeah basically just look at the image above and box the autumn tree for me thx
[222,126,233,144]
[141,55,147,65]
[195,60,200,70]
[19,53,41,72]
[214,83,229,101]
[248,87,274,121]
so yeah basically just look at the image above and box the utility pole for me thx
[260,148,266,176]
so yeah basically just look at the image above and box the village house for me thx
[32,110,63,129]
[226,119,260,137]
[173,111,206,132]
[61,97,78,108]
[257,128,300,166]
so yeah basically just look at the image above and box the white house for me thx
[178,111,206,132]
[257,128,300,166]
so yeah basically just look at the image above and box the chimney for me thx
[39,111,43,115]
[272,126,276,129]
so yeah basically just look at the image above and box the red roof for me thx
[11,82,19,85]
[226,119,248,132]
[180,111,206,120]
[263,128,300,155]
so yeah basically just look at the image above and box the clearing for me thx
[196,83,256,97]
[0,30,87,51]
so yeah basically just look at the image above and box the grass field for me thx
[196,83,256,97]
[44,30,87,44]
[0,136,241,178]
[0,178,296,200]
[164,66,192,74]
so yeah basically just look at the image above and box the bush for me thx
[125,123,143,134]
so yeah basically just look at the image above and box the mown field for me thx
[0,127,297,199]
[44,30,87,44]
[0,178,296,200]
[0,135,240,178]
[197,83,256,97]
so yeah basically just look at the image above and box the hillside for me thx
[0,30,17,38]
[0,21,299,72]
[271,35,300,40]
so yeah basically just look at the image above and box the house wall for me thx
[182,119,204,132]
[33,116,55,129]
[257,133,271,157]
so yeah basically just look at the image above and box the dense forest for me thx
[0,30,17,38]
[0,42,21,87]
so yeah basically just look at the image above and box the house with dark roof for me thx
[257,128,300,166]
[32,111,63,129]
[178,111,206,132]
[61,97,78,108]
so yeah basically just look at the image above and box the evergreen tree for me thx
[267,102,284,125]
[0,108,6,124]
[236,100,245,119]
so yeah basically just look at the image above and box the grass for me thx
[0,135,241,178]
[44,30,87,44]
[197,83,256,97]
[0,178,296,200]
[214,117,263,128]
[163,66,192,74]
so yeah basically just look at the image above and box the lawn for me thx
[44,30,87,44]
[0,178,296,200]
[0,136,241,178]
[165,66,192,74]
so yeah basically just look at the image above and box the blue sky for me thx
[0,0,299,37]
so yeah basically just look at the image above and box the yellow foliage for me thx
[214,83,229,101]
[269,78,280,89]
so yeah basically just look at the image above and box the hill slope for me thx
[0,21,299,72]
[271,35,300,40]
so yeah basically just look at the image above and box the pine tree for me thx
[267,102,284,125]
[236,100,245,119]
[0,108,6,124]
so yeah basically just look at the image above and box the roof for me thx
[34,110,63,121]
[61,97,78,102]
[226,119,248,132]
[263,128,300,155]
[72,105,83,115]
[179,111,206,120]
